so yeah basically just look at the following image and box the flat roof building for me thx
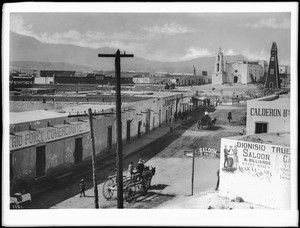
[246,94,290,135]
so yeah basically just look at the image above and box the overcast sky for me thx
[10,12,291,64]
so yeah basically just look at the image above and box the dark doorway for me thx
[255,122,268,134]
[269,82,273,89]
[145,110,150,134]
[159,109,161,126]
[126,120,131,142]
[138,121,142,138]
[107,126,112,150]
[74,138,83,164]
[166,110,168,123]
[36,145,46,178]
[234,76,238,83]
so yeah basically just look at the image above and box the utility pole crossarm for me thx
[98,54,134,58]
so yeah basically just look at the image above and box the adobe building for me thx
[212,48,266,85]
[9,91,194,193]
[246,94,290,135]
[219,132,290,209]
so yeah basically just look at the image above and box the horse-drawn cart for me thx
[102,166,156,202]
[197,114,217,130]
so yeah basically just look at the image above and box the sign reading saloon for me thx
[221,139,290,181]
[10,121,90,150]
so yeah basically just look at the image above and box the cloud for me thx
[143,23,199,35]
[239,18,290,30]
[180,47,214,60]
[10,15,34,36]
[224,49,239,56]
[10,15,147,54]
[241,48,269,61]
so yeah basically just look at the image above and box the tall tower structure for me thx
[212,47,226,84]
[264,42,281,89]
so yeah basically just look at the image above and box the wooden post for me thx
[114,50,124,208]
[98,50,133,209]
[88,108,99,209]
[191,149,195,195]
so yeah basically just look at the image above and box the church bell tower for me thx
[212,47,226,85]
[264,42,281,89]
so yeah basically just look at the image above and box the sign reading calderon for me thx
[10,121,90,151]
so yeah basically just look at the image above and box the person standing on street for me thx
[79,179,86,197]
[227,111,232,123]
[215,169,220,191]
[128,161,134,178]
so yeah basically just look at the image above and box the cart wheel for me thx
[124,181,135,202]
[102,177,115,200]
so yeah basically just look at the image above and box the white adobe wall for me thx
[246,97,290,135]
[34,77,54,84]
[212,73,224,84]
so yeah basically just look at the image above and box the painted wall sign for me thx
[10,121,90,151]
[221,140,290,180]
[249,108,290,117]
[219,138,291,209]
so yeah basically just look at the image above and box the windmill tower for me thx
[264,42,281,89]
[212,47,226,84]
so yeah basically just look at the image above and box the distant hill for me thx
[10,31,248,74]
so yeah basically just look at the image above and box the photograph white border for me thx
[2,2,298,227]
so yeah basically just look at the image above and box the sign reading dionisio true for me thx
[219,138,290,209]
[10,121,90,151]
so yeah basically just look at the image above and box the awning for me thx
[192,96,208,101]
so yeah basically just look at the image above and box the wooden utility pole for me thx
[98,50,134,208]
[88,108,99,208]
[191,149,195,195]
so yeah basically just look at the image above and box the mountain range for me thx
[10,31,248,74]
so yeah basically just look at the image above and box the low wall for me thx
[219,137,291,209]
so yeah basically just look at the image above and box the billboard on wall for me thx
[219,137,291,209]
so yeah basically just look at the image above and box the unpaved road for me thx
[50,104,247,209]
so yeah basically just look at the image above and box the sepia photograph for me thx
[2,2,298,227]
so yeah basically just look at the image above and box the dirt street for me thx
[50,103,247,209]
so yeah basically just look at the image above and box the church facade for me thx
[212,48,267,85]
